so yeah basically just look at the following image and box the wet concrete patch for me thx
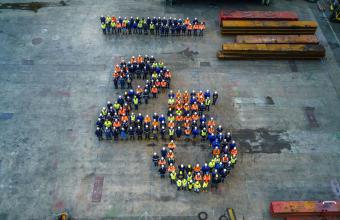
[233,128,291,153]
[304,106,319,128]
[200,61,210,67]
[0,1,67,12]
[21,59,34,65]
[0,213,8,220]
[289,60,298,72]
[265,96,275,105]
[177,47,199,61]
[32,37,43,45]
[0,112,14,120]
[55,90,71,97]
[92,176,104,202]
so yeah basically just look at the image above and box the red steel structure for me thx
[219,10,299,25]
[270,201,340,218]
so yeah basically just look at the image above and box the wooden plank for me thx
[235,35,319,44]
[270,201,340,217]
[92,176,104,202]
[221,20,318,29]
[219,10,299,22]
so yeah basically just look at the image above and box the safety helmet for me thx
[232,140,235,144]
[96,127,100,130]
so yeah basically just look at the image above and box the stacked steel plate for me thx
[217,43,325,60]
[217,10,325,60]
[270,201,340,220]
[220,20,317,35]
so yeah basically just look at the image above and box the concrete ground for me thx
[0,0,340,219]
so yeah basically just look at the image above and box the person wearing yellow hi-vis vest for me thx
[208,158,215,171]
[101,23,106,34]
[188,180,194,191]
[137,21,143,34]
[150,23,155,35]
[110,21,116,34]
[230,155,237,167]
[205,97,211,111]
[187,172,193,183]
[176,179,182,191]
[133,96,139,110]
[202,181,209,192]
[170,171,176,185]
[182,178,187,191]
[194,181,201,193]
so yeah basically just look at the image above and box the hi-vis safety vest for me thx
[176,179,182,187]
[203,181,208,188]
[101,23,106,29]
[170,172,176,180]
[188,182,193,189]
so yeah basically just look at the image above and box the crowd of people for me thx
[150,90,238,193]
[95,56,174,140]
[153,136,238,193]
[99,16,206,36]
[112,55,171,92]
[94,88,220,141]
[94,56,239,193]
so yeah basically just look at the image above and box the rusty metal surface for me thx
[92,176,104,202]
[219,10,299,22]
[235,35,319,44]
[221,21,317,35]
[221,44,325,54]
[222,20,317,28]
[270,201,340,217]
[286,216,340,220]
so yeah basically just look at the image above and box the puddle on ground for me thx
[0,1,67,12]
